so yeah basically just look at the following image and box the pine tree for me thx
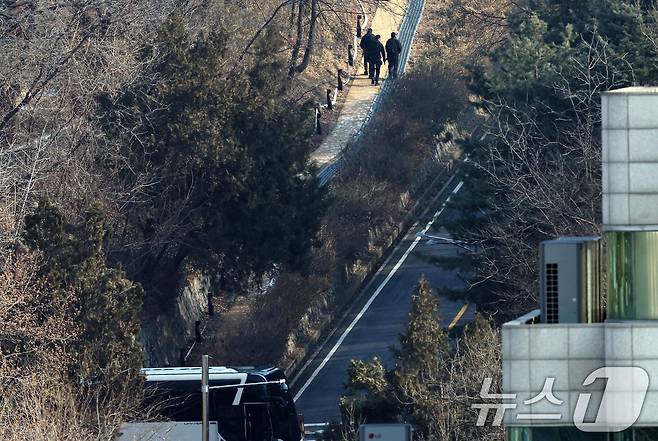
[98,17,327,295]
[333,280,501,440]
[23,200,143,386]
[396,278,448,385]
[343,358,402,424]
[394,278,449,438]
[339,279,450,434]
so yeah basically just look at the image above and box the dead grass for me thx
[0,379,147,441]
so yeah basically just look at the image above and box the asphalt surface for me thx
[290,175,475,426]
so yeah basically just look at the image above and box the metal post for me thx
[326,89,333,111]
[202,354,209,441]
[356,15,362,37]
[195,320,202,342]
[347,45,354,67]
[315,107,322,135]
[314,107,318,130]
[207,292,214,316]
[338,69,344,91]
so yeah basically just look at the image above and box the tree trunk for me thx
[288,0,305,77]
[288,0,297,39]
[293,0,318,75]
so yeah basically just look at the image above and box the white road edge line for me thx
[293,180,465,403]
[289,173,459,389]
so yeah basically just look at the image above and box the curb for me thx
[286,160,457,381]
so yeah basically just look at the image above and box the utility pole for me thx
[202,354,209,441]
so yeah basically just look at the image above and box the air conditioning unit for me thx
[539,237,602,324]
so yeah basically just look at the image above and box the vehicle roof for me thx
[141,366,281,382]
[117,422,219,441]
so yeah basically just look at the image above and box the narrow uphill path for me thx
[313,0,426,186]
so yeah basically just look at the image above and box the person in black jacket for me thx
[385,32,403,78]
[370,34,386,85]
[359,28,375,76]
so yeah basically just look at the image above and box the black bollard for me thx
[338,70,344,91]
[348,44,354,67]
[195,320,202,342]
[315,107,322,135]
[326,89,333,111]
[207,292,214,316]
[356,15,362,37]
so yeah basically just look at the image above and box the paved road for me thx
[290,174,475,426]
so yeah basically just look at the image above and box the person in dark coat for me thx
[385,32,403,78]
[359,28,375,76]
[369,34,386,85]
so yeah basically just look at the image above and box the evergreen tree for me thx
[340,279,450,435]
[23,200,143,385]
[394,278,449,438]
[98,17,326,295]
[396,278,449,381]
[331,280,501,441]
[343,358,402,424]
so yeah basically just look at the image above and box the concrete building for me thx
[502,88,658,440]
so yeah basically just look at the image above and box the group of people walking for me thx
[359,28,403,85]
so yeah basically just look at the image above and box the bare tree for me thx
[0,0,190,239]
[458,32,631,316]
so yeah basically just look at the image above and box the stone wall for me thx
[139,275,211,367]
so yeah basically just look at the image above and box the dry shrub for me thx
[326,175,399,263]
[0,240,74,381]
[0,381,93,440]
[0,245,87,440]
[200,272,330,366]
[437,316,504,440]
[0,214,143,440]
[0,379,144,441]
[351,66,467,188]
[418,0,511,69]
[324,67,467,266]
